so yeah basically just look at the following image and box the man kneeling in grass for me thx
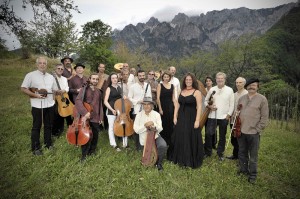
[133,97,167,171]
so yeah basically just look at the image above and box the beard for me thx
[139,78,145,83]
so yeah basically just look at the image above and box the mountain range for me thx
[112,3,297,58]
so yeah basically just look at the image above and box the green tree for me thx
[79,20,116,72]
[0,0,79,58]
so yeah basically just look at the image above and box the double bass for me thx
[113,79,134,137]
[141,126,158,167]
[66,83,92,146]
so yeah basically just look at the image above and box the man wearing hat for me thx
[237,78,269,184]
[133,97,167,171]
[68,63,88,103]
[61,56,74,81]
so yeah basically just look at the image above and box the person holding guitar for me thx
[133,97,167,171]
[52,63,73,137]
[21,57,56,155]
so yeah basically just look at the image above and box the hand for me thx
[226,114,231,121]
[123,96,127,100]
[173,118,177,125]
[208,105,217,111]
[84,112,91,119]
[36,93,45,99]
[144,121,154,128]
[112,109,117,115]
[77,88,81,93]
[159,110,163,115]
[194,121,200,129]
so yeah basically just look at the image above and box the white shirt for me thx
[205,85,234,119]
[133,110,163,146]
[21,70,55,108]
[53,75,69,92]
[128,82,152,114]
[170,76,181,98]
[127,74,135,88]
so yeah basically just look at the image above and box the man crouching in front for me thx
[133,97,167,171]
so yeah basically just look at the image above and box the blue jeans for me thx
[237,132,260,180]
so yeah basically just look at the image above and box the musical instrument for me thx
[29,88,52,98]
[231,104,242,138]
[113,81,134,137]
[114,63,123,71]
[52,72,74,117]
[141,126,158,167]
[66,84,92,146]
[197,80,207,97]
[199,90,216,129]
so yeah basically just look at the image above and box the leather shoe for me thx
[156,164,163,171]
[226,155,238,160]
[218,156,225,161]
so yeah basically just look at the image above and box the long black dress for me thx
[171,92,204,168]
[159,83,174,159]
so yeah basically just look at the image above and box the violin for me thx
[141,126,158,167]
[29,87,52,98]
[113,80,134,137]
[231,104,242,138]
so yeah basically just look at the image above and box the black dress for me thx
[171,92,204,168]
[159,83,174,159]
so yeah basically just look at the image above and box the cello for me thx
[66,82,92,146]
[113,78,134,138]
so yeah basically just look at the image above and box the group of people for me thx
[21,56,269,184]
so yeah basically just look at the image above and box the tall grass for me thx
[0,57,300,198]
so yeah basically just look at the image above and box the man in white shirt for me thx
[128,70,152,150]
[226,77,248,160]
[204,72,234,161]
[52,63,72,137]
[168,66,181,98]
[21,57,56,155]
[122,63,136,88]
[133,97,167,171]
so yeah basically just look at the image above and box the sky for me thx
[1,0,297,50]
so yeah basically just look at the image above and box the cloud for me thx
[151,6,183,22]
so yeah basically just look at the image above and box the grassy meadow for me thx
[0,57,300,198]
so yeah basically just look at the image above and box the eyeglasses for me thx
[57,68,64,70]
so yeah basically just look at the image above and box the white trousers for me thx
[107,114,128,147]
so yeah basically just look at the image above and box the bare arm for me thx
[104,87,116,115]
[156,84,163,114]
[194,90,202,128]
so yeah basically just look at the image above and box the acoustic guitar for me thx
[52,72,74,117]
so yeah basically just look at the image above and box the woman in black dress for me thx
[171,73,204,168]
[156,71,177,159]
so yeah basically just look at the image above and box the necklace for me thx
[186,87,193,90]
